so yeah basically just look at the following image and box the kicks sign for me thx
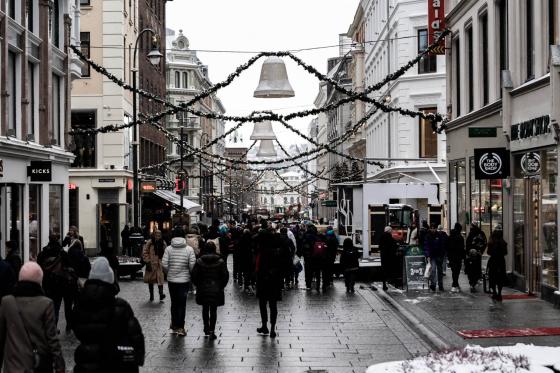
[428,0,446,55]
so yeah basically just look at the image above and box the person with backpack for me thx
[162,227,196,336]
[301,224,317,290]
[0,262,66,373]
[324,227,339,290]
[142,230,167,302]
[424,224,446,292]
[339,238,359,293]
[311,233,328,292]
[38,234,78,332]
[255,225,289,338]
[186,226,204,258]
[191,241,229,340]
[465,222,487,292]
[72,257,145,372]
[448,223,465,292]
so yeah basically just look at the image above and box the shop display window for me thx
[470,158,503,239]
[449,160,468,231]
[513,178,525,275]
[541,149,558,289]
[49,185,63,240]
[29,185,41,260]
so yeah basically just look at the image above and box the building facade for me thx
[0,0,79,261]
[445,0,560,301]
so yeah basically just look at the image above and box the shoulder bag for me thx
[10,296,42,372]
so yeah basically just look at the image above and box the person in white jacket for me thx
[162,227,196,336]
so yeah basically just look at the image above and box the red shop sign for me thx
[428,0,446,55]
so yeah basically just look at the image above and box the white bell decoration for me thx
[257,140,277,157]
[254,56,295,98]
[250,120,276,140]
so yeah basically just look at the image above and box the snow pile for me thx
[366,344,560,373]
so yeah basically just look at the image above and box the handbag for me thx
[423,260,432,279]
[11,296,42,372]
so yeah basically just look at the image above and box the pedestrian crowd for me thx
[0,217,508,372]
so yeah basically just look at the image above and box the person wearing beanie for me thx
[324,228,338,290]
[162,227,196,336]
[72,257,145,372]
[0,262,66,372]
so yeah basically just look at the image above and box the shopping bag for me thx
[423,260,432,279]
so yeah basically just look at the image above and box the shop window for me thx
[470,158,503,239]
[449,160,468,230]
[419,107,438,158]
[541,150,558,289]
[71,111,96,168]
[513,178,525,275]
[417,29,436,74]
[2,184,24,260]
[80,32,91,77]
[49,185,63,240]
[29,185,41,260]
[69,187,79,228]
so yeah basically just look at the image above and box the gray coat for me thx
[0,281,65,372]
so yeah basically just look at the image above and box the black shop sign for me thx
[474,148,510,180]
[27,161,52,182]
[511,115,551,141]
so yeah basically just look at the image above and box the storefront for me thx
[0,143,71,262]
[509,114,559,301]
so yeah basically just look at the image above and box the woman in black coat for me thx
[447,223,466,292]
[487,229,507,301]
[379,226,397,291]
[339,238,359,293]
[191,242,229,340]
[72,257,144,373]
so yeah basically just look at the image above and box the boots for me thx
[159,286,166,302]
[149,286,154,302]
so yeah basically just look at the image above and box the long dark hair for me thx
[343,237,353,251]
[152,230,166,258]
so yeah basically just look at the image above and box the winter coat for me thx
[191,254,229,307]
[162,237,196,283]
[186,234,204,257]
[487,239,508,288]
[0,259,16,299]
[238,232,255,272]
[38,242,78,297]
[340,247,359,272]
[325,234,339,264]
[379,232,397,267]
[256,230,288,301]
[68,242,91,279]
[447,229,466,264]
[142,239,166,285]
[466,228,487,256]
[0,281,65,373]
[72,279,145,373]
[424,232,445,259]
[301,229,317,258]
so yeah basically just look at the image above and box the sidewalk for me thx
[374,266,560,349]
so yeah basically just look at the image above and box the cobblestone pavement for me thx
[58,259,430,372]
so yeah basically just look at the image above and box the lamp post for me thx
[132,29,163,228]
[199,132,210,221]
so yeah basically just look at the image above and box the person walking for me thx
[191,241,229,340]
[279,227,296,289]
[311,232,328,292]
[186,226,204,258]
[0,255,16,299]
[0,262,66,373]
[465,222,487,292]
[437,225,449,274]
[72,257,145,372]
[142,230,167,302]
[301,224,317,290]
[239,228,255,293]
[424,224,446,292]
[340,238,359,293]
[162,227,196,336]
[487,228,507,301]
[378,226,397,291]
[255,225,289,338]
[121,225,131,256]
[324,227,338,289]
[38,234,79,332]
[448,223,465,292]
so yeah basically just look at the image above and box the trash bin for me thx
[129,232,144,258]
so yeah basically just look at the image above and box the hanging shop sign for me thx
[321,200,337,207]
[140,181,157,193]
[520,152,541,176]
[474,148,510,180]
[428,0,446,55]
[27,161,52,182]
[511,115,551,141]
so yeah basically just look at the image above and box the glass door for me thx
[526,177,542,295]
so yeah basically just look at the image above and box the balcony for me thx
[172,114,201,131]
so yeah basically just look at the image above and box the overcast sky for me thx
[166,0,360,147]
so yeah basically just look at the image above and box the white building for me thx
[362,0,447,192]
[257,170,304,218]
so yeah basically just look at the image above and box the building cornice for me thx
[445,100,502,132]
[0,138,74,164]
[511,74,550,98]
[446,0,478,26]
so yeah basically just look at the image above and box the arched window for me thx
[175,71,181,88]
[270,197,274,205]
[182,72,188,88]
[290,197,294,204]
[263,197,267,204]
[284,197,288,204]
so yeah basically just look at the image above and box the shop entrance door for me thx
[98,203,129,255]
[525,177,541,295]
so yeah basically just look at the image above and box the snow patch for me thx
[366,344,560,373]
[403,297,431,305]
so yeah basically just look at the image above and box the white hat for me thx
[384,226,392,233]
[89,257,114,284]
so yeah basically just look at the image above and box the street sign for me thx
[405,255,427,290]
[321,200,337,207]
[468,127,497,138]
[140,181,157,193]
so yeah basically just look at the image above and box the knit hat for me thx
[384,226,392,233]
[19,262,44,285]
[437,225,444,231]
[89,257,115,284]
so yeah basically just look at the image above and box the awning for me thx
[153,190,202,213]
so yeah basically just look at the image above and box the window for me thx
[540,150,558,289]
[549,0,558,47]
[80,32,91,77]
[419,108,438,158]
[175,71,180,88]
[526,0,534,80]
[71,111,96,168]
[28,0,34,32]
[7,0,15,18]
[28,63,36,138]
[270,197,274,205]
[453,37,461,117]
[449,160,467,229]
[52,74,61,145]
[480,12,489,106]
[51,0,60,47]
[290,197,294,204]
[80,0,90,4]
[7,51,17,134]
[49,185,63,240]
[418,29,437,74]
[470,158,503,239]
[182,72,188,88]
[466,25,474,112]
[29,185,41,260]
[284,197,288,204]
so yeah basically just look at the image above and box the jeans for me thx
[450,259,462,288]
[202,305,218,332]
[430,257,444,288]
[52,292,75,329]
[259,298,278,329]
[168,282,189,329]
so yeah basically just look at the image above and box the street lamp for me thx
[132,28,163,229]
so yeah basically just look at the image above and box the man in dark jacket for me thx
[418,220,429,254]
[324,227,339,290]
[424,224,445,291]
[0,257,15,299]
[191,242,229,340]
[4,241,22,278]
[465,222,487,292]
[379,226,397,291]
[72,257,145,372]
[301,224,317,290]
[340,238,359,293]
[279,227,296,289]
[447,223,465,292]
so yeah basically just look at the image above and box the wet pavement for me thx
[381,267,560,348]
[57,259,430,372]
